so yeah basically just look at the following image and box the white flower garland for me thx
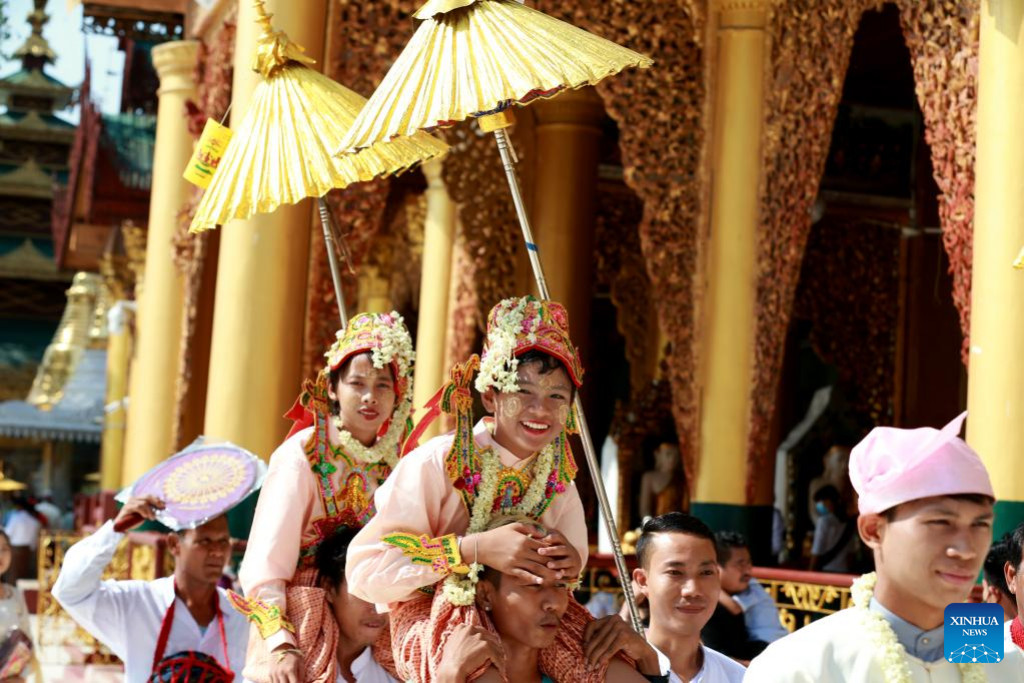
[331,391,411,469]
[851,572,986,683]
[442,423,559,605]
[474,298,541,394]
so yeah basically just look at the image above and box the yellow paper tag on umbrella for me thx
[183,119,233,189]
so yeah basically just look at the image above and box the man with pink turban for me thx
[746,413,1024,681]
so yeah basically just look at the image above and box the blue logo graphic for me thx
[944,603,1004,663]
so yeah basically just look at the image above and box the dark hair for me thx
[315,526,359,589]
[813,485,841,504]
[984,535,1012,594]
[514,350,576,398]
[715,531,749,566]
[328,351,397,415]
[880,493,994,521]
[1008,522,1024,573]
[636,512,716,569]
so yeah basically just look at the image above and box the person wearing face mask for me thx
[746,413,1024,681]
[233,312,415,683]
[808,485,858,573]
[348,296,626,682]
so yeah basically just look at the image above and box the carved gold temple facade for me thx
[106,0,1022,553]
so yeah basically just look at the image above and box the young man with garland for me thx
[233,312,415,683]
[745,413,1024,682]
[1005,522,1024,655]
[347,296,650,682]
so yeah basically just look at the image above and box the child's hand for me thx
[472,523,559,585]
[537,529,582,581]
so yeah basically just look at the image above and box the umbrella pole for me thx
[490,124,646,636]
[317,197,349,328]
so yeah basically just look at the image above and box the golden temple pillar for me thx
[100,302,132,491]
[692,1,769,546]
[203,0,326,466]
[413,160,456,437]
[966,0,1024,539]
[530,88,604,343]
[121,40,198,485]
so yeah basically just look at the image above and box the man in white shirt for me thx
[53,495,249,682]
[746,413,1024,681]
[583,513,746,682]
[313,526,396,683]
[5,496,42,582]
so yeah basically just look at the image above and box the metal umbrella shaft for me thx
[491,126,645,636]
[317,197,349,328]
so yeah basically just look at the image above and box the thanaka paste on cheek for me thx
[500,395,524,421]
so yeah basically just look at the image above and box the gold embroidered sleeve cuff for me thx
[382,532,469,575]
[227,591,296,640]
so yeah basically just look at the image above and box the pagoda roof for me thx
[0,160,56,199]
[0,348,106,443]
[0,237,66,282]
[0,67,68,91]
[0,109,75,131]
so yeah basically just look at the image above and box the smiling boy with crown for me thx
[347,296,649,682]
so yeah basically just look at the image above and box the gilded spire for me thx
[13,0,57,70]
[251,0,315,78]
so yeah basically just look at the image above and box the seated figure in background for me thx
[638,442,684,522]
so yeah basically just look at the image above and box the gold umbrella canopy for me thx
[335,0,653,155]
[189,1,449,234]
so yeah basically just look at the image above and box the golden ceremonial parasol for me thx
[187,0,448,325]
[336,0,652,632]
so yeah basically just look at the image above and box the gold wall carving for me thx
[896,0,978,362]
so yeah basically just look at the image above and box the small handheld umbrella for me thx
[187,0,448,326]
[336,0,652,632]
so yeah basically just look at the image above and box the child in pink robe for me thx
[233,312,414,683]
[347,297,621,683]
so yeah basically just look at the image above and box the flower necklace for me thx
[851,573,986,683]
[442,423,562,606]
[330,391,412,469]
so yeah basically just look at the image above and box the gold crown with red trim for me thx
[475,296,583,394]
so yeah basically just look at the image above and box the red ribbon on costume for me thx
[1012,616,1024,651]
[402,385,445,456]
[283,394,313,440]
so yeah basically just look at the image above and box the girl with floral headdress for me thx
[347,297,654,683]
[232,312,415,683]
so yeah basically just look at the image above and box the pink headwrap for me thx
[849,412,995,515]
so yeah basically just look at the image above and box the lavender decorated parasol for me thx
[117,440,267,531]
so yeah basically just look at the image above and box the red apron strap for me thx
[151,592,177,671]
[151,581,232,676]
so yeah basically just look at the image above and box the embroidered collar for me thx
[870,598,945,663]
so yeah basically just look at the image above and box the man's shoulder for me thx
[746,610,860,673]
[701,646,746,680]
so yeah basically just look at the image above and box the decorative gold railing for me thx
[36,531,171,664]
[579,555,856,630]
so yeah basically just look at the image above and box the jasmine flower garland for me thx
[442,423,560,606]
[851,572,985,683]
